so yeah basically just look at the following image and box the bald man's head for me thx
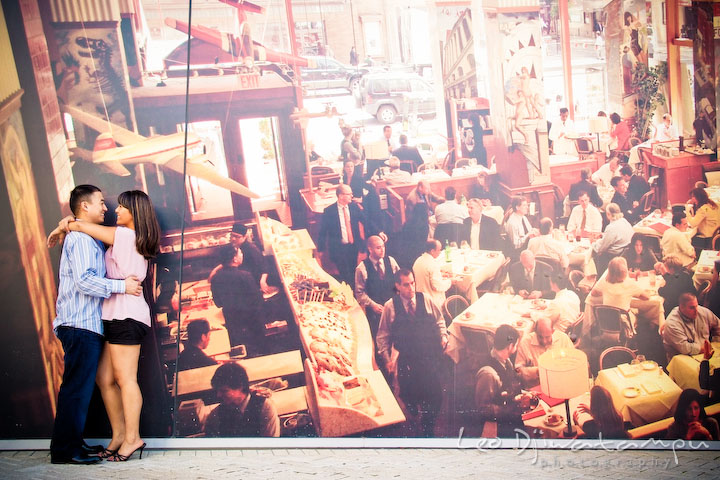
[535,316,554,348]
[366,235,386,260]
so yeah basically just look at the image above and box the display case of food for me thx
[159,222,236,258]
[257,216,315,255]
[272,239,405,436]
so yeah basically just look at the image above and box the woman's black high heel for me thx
[108,442,146,462]
[98,448,118,459]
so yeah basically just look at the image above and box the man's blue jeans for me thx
[50,327,103,460]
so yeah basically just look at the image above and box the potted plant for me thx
[631,61,667,140]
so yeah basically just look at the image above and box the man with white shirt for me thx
[515,316,574,385]
[549,108,578,156]
[592,203,634,275]
[567,192,603,234]
[434,186,468,225]
[412,239,455,310]
[460,198,501,251]
[653,114,678,142]
[377,269,447,436]
[591,154,620,187]
[383,125,395,153]
[384,156,413,185]
[355,235,400,337]
[527,217,569,270]
[505,195,538,259]
[660,212,696,268]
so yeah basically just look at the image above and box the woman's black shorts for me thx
[103,318,150,345]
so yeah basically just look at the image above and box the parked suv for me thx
[299,55,366,93]
[359,72,437,124]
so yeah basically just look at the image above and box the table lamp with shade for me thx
[538,348,589,437]
[588,117,607,152]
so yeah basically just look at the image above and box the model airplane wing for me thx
[165,154,260,199]
[62,105,146,146]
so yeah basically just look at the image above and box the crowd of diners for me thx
[179,126,720,439]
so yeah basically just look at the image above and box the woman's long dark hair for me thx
[691,187,717,210]
[673,389,706,428]
[590,386,624,435]
[118,190,161,259]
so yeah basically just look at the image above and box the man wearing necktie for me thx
[377,269,448,436]
[508,250,556,299]
[318,185,374,288]
[355,235,399,337]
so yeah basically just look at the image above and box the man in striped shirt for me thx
[50,185,142,465]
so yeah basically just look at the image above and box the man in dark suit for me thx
[318,184,373,287]
[508,250,556,299]
[461,198,501,251]
[619,164,650,205]
[392,134,424,172]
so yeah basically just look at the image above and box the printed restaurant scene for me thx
[0,0,719,453]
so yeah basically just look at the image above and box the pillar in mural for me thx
[692,2,716,149]
[480,1,549,187]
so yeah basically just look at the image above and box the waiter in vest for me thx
[355,235,399,337]
[377,269,448,436]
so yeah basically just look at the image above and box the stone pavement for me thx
[1,447,719,479]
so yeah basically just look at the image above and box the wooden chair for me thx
[698,280,712,307]
[566,312,584,345]
[599,346,637,370]
[443,295,469,323]
[551,183,566,224]
[712,234,720,251]
[455,158,471,168]
[591,304,633,346]
[535,255,563,276]
[417,163,431,173]
[638,189,655,217]
[399,160,416,174]
[476,257,512,296]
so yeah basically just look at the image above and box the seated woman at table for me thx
[666,388,719,441]
[573,386,629,439]
[687,187,720,255]
[589,257,651,338]
[622,234,658,272]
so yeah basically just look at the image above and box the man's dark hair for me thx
[619,165,633,177]
[559,107,568,115]
[610,176,623,188]
[394,268,413,285]
[187,319,211,344]
[232,223,249,235]
[399,134,408,145]
[383,125,392,133]
[445,186,456,201]
[539,217,553,235]
[494,324,519,350]
[580,168,591,181]
[218,244,239,267]
[671,211,686,227]
[425,239,440,253]
[211,362,250,394]
[610,112,621,124]
[69,184,101,216]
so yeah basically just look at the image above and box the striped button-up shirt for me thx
[53,231,126,335]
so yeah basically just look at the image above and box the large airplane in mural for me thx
[63,105,260,199]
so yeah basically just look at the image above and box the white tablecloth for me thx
[693,249,719,289]
[595,363,682,426]
[440,248,505,303]
[666,342,720,394]
[446,293,542,363]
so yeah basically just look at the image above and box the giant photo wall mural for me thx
[0,0,718,447]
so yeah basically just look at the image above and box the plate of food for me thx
[641,360,658,370]
[544,413,563,427]
[623,387,641,398]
